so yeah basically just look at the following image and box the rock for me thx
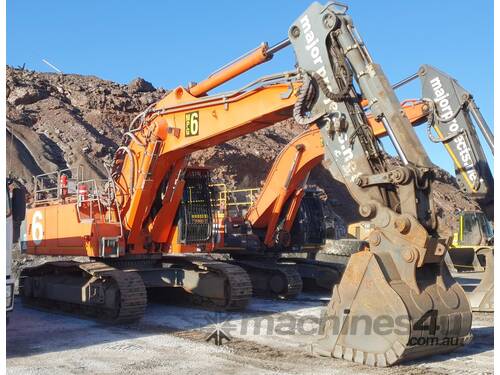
[111,88,127,97]
[128,77,155,93]
[8,86,48,105]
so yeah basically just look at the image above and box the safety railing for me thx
[32,166,123,229]
[75,178,103,221]
[75,178,123,229]
[209,184,260,215]
[186,184,260,208]
[185,183,261,220]
[33,166,84,204]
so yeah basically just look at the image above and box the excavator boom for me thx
[287,2,471,365]
[244,100,432,247]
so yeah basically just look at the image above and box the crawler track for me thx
[226,259,303,299]
[20,261,147,323]
[151,255,253,311]
[192,259,253,310]
[276,264,303,298]
[282,257,343,291]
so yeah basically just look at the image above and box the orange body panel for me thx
[246,125,324,229]
[25,202,123,257]
[148,159,187,243]
[282,189,305,234]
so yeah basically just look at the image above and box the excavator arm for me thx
[112,76,301,249]
[244,100,430,248]
[245,125,324,247]
[286,2,471,364]
[249,66,495,249]
[417,65,494,220]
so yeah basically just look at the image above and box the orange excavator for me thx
[20,2,473,366]
[238,100,429,250]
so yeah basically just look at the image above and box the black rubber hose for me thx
[311,70,351,102]
[293,73,323,126]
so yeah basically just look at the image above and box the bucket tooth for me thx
[312,250,472,366]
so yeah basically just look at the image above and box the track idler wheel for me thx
[311,251,472,366]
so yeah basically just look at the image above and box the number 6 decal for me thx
[32,210,44,245]
[185,111,199,137]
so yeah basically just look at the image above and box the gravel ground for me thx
[7,277,493,375]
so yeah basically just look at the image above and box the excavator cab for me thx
[289,190,326,248]
[454,211,493,249]
[448,211,494,312]
[177,168,214,244]
[452,211,494,272]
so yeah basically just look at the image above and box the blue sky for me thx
[7,1,493,175]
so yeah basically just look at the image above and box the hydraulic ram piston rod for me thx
[189,39,291,97]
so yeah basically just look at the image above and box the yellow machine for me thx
[451,210,493,271]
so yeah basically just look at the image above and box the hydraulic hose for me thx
[293,72,323,125]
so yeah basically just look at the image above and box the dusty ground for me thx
[7,274,493,375]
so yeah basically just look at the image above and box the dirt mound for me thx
[6,66,478,237]
[6,67,167,185]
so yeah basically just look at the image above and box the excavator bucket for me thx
[311,250,472,366]
[461,248,494,312]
